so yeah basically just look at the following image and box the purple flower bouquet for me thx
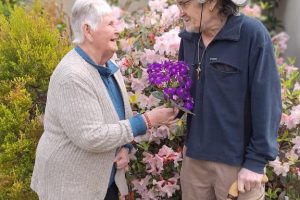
[147,61,194,114]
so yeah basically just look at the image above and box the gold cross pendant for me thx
[196,66,201,80]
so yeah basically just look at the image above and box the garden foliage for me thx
[0,3,70,199]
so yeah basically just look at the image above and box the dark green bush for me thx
[0,5,70,109]
[0,3,70,199]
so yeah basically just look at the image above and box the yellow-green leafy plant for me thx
[0,2,71,199]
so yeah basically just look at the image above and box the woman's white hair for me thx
[71,0,112,44]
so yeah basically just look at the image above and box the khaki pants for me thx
[180,155,265,200]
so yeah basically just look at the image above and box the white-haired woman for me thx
[30,0,178,199]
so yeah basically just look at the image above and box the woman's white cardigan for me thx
[31,49,135,200]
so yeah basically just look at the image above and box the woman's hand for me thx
[114,148,130,169]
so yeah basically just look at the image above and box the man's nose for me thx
[178,7,186,18]
[177,5,186,17]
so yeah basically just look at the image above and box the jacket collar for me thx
[179,14,244,42]
[75,46,118,78]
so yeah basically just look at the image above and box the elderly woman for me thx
[30,0,178,199]
[176,0,281,199]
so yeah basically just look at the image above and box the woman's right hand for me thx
[144,106,179,128]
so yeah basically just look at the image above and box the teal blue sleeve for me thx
[129,114,147,137]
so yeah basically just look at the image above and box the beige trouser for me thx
[180,154,265,200]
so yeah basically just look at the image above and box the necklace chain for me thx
[196,35,206,80]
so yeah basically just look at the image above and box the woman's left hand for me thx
[114,147,130,169]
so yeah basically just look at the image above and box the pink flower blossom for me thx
[269,157,290,176]
[119,57,133,72]
[287,105,300,129]
[155,125,170,139]
[141,13,160,28]
[153,175,180,197]
[148,0,168,13]
[285,65,298,78]
[296,167,300,180]
[292,136,300,146]
[272,32,290,53]
[119,38,134,52]
[160,5,180,28]
[137,94,161,109]
[158,145,182,167]
[285,148,299,163]
[153,27,181,56]
[242,4,262,18]
[142,152,164,175]
[128,147,137,161]
[140,49,168,65]
[131,77,146,93]
[281,113,290,125]
[132,176,153,200]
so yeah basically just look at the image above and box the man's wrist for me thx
[242,158,266,174]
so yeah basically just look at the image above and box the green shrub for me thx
[0,78,42,199]
[0,3,71,199]
[0,5,70,109]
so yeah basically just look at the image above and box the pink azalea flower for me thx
[287,105,300,129]
[296,167,300,180]
[119,57,134,72]
[142,152,164,175]
[285,65,298,77]
[132,176,153,200]
[137,94,149,109]
[153,27,181,56]
[158,145,182,167]
[148,0,168,13]
[269,157,290,176]
[119,38,134,52]
[137,94,160,110]
[141,13,160,28]
[281,113,290,125]
[140,49,167,65]
[285,148,299,162]
[128,147,137,161]
[160,5,180,28]
[242,4,262,18]
[292,136,300,146]
[155,125,170,139]
[272,32,290,53]
[153,175,180,197]
[147,128,164,144]
[141,69,149,87]
[131,77,146,93]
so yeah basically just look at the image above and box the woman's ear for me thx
[82,24,93,42]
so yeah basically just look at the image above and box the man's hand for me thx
[114,148,130,169]
[237,168,263,193]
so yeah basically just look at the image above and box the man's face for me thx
[176,0,203,32]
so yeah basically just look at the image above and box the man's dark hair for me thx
[218,0,239,16]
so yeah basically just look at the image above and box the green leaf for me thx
[151,91,165,100]
[170,100,195,116]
